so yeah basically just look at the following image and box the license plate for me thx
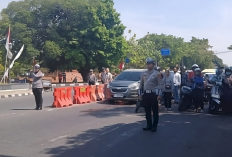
[114,94,123,97]
[146,90,151,93]
[211,94,220,98]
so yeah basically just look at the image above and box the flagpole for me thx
[8,59,11,83]
[4,53,8,83]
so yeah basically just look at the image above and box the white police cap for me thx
[35,64,40,69]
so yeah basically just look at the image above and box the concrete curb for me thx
[0,92,34,99]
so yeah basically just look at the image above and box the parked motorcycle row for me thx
[179,71,232,114]
[136,67,232,115]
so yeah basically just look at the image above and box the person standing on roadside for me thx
[88,69,97,85]
[30,64,44,110]
[62,72,66,83]
[58,73,62,83]
[181,66,188,87]
[105,68,113,83]
[163,69,173,110]
[100,67,106,84]
[139,58,163,132]
[173,67,181,104]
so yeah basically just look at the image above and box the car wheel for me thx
[135,101,140,113]
[208,100,218,114]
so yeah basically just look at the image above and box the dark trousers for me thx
[142,93,159,128]
[59,78,62,83]
[192,88,204,109]
[63,77,66,83]
[32,88,43,108]
[163,92,172,108]
[89,82,96,85]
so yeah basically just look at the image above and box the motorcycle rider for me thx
[188,64,200,87]
[192,68,204,112]
[221,68,232,113]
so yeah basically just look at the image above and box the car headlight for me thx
[128,83,139,90]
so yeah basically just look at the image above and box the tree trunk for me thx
[79,68,89,83]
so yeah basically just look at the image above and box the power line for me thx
[214,51,232,55]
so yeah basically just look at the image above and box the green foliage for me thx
[127,33,223,70]
[0,0,127,80]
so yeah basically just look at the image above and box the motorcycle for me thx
[178,86,193,111]
[208,81,222,114]
[203,82,214,103]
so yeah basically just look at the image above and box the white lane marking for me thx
[47,109,53,111]
[100,127,119,135]
[49,134,69,142]
[0,113,16,117]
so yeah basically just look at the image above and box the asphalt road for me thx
[0,93,232,157]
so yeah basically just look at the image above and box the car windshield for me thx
[114,71,142,81]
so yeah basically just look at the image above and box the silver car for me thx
[107,69,146,103]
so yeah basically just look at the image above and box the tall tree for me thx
[0,0,127,80]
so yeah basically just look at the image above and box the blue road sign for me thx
[125,58,130,63]
[161,49,171,56]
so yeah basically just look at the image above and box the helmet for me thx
[192,64,199,68]
[34,64,40,69]
[194,68,201,72]
[156,66,161,72]
[216,69,223,75]
[181,66,186,70]
[146,57,155,65]
[225,68,231,76]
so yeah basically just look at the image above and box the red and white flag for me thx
[5,26,13,59]
[119,61,124,70]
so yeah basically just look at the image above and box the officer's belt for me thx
[144,89,157,94]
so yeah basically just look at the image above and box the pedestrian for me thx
[221,68,232,112]
[173,67,181,104]
[163,69,173,110]
[58,73,62,83]
[88,69,97,85]
[62,72,66,83]
[192,68,204,112]
[30,64,44,110]
[139,57,163,132]
[105,68,113,83]
[181,66,188,87]
[100,67,106,84]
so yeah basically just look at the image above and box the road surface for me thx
[0,92,232,157]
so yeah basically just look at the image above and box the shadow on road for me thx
[80,105,138,118]
[10,109,35,111]
[43,122,144,157]
[43,104,232,157]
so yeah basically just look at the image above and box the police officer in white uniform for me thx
[139,58,163,132]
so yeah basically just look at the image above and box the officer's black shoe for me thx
[151,126,157,132]
[143,126,152,131]
[35,107,39,110]
[38,107,42,110]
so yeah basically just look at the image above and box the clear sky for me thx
[1,0,232,66]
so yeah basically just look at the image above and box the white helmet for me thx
[192,64,199,68]
[34,64,40,69]
[194,68,201,72]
